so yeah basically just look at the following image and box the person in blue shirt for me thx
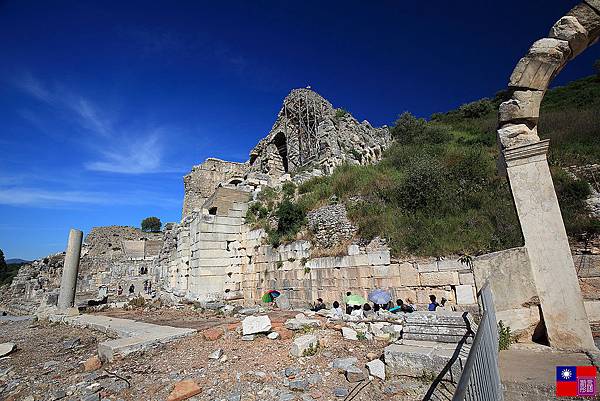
[428,295,440,311]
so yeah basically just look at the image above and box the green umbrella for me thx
[346,294,366,306]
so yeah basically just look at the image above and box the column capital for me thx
[503,139,550,168]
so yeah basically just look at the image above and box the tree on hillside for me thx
[0,249,6,272]
[141,217,162,232]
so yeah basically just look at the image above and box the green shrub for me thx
[334,108,348,119]
[282,182,296,199]
[458,98,494,119]
[553,168,600,235]
[276,199,305,238]
[498,320,512,351]
[390,112,426,144]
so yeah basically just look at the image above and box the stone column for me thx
[57,229,84,310]
[504,140,595,350]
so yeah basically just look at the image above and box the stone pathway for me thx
[49,313,196,361]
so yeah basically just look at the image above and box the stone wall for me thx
[307,204,357,248]
[239,230,478,310]
[182,158,248,218]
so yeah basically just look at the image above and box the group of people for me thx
[310,292,448,319]
[115,280,154,297]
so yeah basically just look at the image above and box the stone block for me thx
[242,315,272,335]
[167,379,202,401]
[342,327,358,340]
[584,300,600,322]
[455,285,476,305]
[345,366,367,383]
[417,262,438,273]
[416,289,454,304]
[366,359,385,380]
[367,251,390,266]
[458,272,475,285]
[419,272,460,286]
[290,334,318,357]
[384,343,466,381]
[398,263,420,286]
[568,3,600,41]
[509,39,571,90]
[499,90,544,124]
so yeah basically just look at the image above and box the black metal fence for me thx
[452,283,504,401]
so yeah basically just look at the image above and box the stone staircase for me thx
[385,311,474,385]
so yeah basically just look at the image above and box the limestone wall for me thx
[306,204,357,248]
[239,230,478,310]
[182,158,248,218]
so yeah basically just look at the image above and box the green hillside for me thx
[292,75,600,257]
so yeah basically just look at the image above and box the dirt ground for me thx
[0,308,424,401]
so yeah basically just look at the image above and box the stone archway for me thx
[497,1,599,350]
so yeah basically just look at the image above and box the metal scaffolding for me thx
[282,89,329,168]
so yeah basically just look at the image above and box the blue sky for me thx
[1,0,598,260]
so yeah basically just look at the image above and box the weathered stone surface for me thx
[499,90,545,124]
[384,343,466,380]
[344,366,367,382]
[0,342,16,357]
[568,3,600,42]
[333,388,349,398]
[290,334,318,357]
[458,272,475,285]
[366,359,385,380]
[289,379,309,391]
[307,204,357,248]
[497,124,540,150]
[397,263,420,286]
[455,285,476,305]
[341,327,358,341]
[267,332,280,340]
[242,315,272,335]
[284,313,321,330]
[549,16,589,57]
[330,357,358,370]
[167,379,202,401]
[509,38,571,91]
[419,272,459,286]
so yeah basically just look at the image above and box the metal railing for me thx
[452,283,503,401]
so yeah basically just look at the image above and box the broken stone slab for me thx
[329,357,358,370]
[384,343,467,382]
[0,343,16,357]
[333,388,349,398]
[498,90,545,124]
[267,332,280,340]
[242,334,256,341]
[208,349,224,360]
[345,365,367,382]
[242,315,272,335]
[549,16,589,58]
[404,311,470,327]
[497,123,540,149]
[366,359,386,380]
[290,334,318,357]
[341,327,358,340]
[167,379,202,401]
[284,313,321,330]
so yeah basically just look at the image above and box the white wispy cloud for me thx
[0,187,179,208]
[14,74,181,174]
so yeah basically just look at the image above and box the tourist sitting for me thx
[345,292,353,315]
[373,303,381,314]
[117,285,123,296]
[330,300,344,319]
[311,298,326,312]
[389,299,403,313]
[428,295,440,311]
[363,303,374,318]
[350,304,364,319]
[406,298,416,311]
[129,284,135,295]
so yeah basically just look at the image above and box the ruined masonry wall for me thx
[182,158,248,218]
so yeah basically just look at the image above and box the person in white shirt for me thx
[350,305,364,319]
[330,300,344,319]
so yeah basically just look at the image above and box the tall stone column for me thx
[504,140,595,350]
[57,229,84,310]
